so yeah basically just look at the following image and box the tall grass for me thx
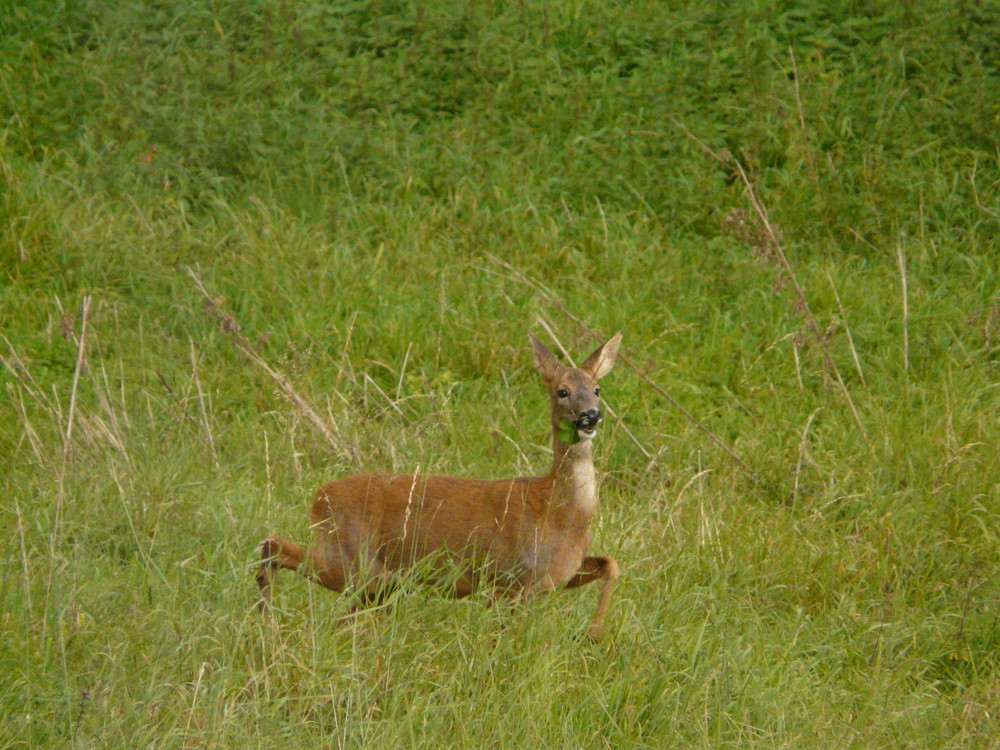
[1,0,998,746]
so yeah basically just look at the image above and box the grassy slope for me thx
[1,0,998,746]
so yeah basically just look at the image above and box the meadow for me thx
[1,0,998,746]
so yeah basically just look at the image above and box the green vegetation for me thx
[2,0,998,746]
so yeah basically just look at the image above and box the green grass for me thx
[2,0,999,746]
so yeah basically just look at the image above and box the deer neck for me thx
[548,425,598,522]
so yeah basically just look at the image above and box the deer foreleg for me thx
[565,555,619,639]
[256,535,306,610]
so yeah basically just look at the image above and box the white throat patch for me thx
[571,460,597,515]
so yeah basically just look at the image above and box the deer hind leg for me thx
[565,555,619,639]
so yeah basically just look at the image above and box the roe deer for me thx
[257,331,623,638]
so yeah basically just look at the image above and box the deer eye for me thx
[556,389,569,399]
[594,387,600,396]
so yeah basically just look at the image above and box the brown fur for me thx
[257,331,623,638]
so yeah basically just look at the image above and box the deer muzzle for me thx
[575,409,602,437]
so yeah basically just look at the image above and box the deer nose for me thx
[577,409,602,428]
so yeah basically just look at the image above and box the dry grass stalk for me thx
[827,271,866,386]
[789,46,820,194]
[186,268,354,461]
[58,295,91,470]
[44,295,92,641]
[732,156,869,441]
[669,117,869,442]
[189,339,218,464]
[897,242,909,373]
[793,407,823,504]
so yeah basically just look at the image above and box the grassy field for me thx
[2,0,999,746]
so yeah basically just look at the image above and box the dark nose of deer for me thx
[577,409,602,428]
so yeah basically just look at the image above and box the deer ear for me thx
[580,331,622,380]
[529,332,561,381]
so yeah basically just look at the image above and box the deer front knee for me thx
[260,536,280,562]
